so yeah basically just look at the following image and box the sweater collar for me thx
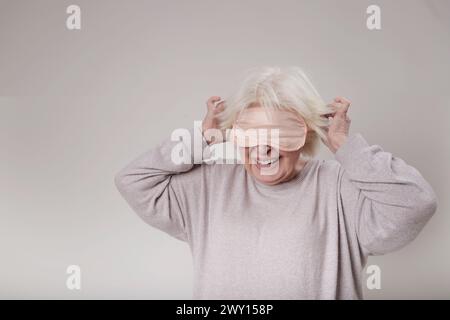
[249,159,315,192]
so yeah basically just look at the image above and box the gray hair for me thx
[219,66,334,158]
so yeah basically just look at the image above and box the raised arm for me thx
[336,133,437,255]
[114,96,225,242]
[323,97,437,255]
[114,125,208,242]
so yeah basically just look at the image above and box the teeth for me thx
[257,158,279,165]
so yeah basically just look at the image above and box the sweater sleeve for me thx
[114,125,210,243]
[335,133,438,256]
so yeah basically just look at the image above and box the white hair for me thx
[219,66,334,158]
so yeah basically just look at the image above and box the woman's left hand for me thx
[322,97,352,154]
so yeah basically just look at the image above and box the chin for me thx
[251,165,285,185]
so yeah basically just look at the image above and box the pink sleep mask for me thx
[230,107,308,151]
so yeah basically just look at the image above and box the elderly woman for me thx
[115,66,437,299]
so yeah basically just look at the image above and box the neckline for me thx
[249,158,315,192]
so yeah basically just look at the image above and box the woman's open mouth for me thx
[256,157,280,169]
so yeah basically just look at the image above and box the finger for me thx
[325,101,343,113]
[214,99,226,107]
[334,97,351,109]
[333,101,350,117]
[207,96,221,103]
[334,97,350,104]
[206,96,222,110]
[321,103,338,118]
[336,107,349,118]
[215,100,226,112]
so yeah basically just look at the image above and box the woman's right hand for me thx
[202,96,226,145]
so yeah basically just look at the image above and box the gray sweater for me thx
[115,127,437,299]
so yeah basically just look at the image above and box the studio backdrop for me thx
[1,0,449,299]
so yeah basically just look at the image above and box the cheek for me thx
[278,158,291,172]
[279,152,299,171]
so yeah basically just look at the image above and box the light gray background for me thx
[1,0,449,299]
